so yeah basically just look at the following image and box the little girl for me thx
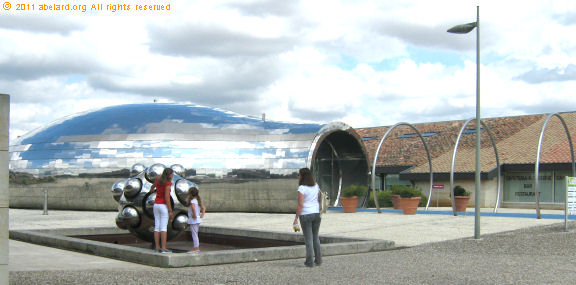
[186,186,206,254]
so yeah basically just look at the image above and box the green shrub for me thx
[341,184,368,197]
[398,187,420,198]
[418,190,428,207]
[367,190,393,207]
[453,185,470,196]
[395,186,428,207]
[389,185,408,195]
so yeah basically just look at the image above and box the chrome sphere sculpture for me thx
[111,179,126,202]
[112,163,197,242]
[170,164,186,177]
[130,163,147,176]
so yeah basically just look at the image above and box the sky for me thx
[2,0,576,141]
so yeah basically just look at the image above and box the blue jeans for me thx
[299,213,322,266]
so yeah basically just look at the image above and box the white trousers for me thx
[153,204,169,232]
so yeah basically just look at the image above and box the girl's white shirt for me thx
[187,198,202,224]
[298,184,320,215]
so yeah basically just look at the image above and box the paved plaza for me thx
[8,208,576,284]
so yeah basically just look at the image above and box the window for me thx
[463,128,483,134]
[398,132,437,139]
[503,171,568,203]
[384,174,412,190]
[362,136,377,141]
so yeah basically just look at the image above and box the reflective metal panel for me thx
[9,103,369,213]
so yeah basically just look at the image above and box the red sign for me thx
[432,184,445,190]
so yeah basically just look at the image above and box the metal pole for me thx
[43,189,48,215]
[474,5,481,239]
[566,176,569,232]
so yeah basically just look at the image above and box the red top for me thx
[154,180,172,205]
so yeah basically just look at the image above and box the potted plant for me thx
[389,186,404,209]
[453,185,471,212]
[398,187,422,215]
[340,184,367,213]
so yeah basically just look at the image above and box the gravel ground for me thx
[11,222,576,285]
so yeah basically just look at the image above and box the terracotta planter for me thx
[400,197,421,215]
[391,194,401,209]
[340,196,359,213]
[454,196,471,212]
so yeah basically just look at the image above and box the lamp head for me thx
[447,22,477,34]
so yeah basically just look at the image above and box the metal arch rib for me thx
[325,140,344,207]
[449,119,501,216]
[371,122,434,213]
[534,113,576,219]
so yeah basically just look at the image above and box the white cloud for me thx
[2,0,576,142]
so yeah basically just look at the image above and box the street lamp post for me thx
[448,6,481,239]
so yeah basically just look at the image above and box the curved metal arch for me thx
[325,140,344,207]
[449,118,501,216]
[371,122,434,213]
[534,113,576,219]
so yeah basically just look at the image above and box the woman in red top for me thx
[150,168,174,253]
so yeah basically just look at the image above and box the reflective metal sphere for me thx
[111,179,126,202]
[131,163,147,176]
[170,164,185,177]
[145,163,165,183]
[123,178,142,198]
[116,206,140,229]
[115,213,128,229]
[172,214,189,231]
[175,179,193,205]
[144,192,156,218]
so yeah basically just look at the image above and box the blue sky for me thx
[1,0,576,141]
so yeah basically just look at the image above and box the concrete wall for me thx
[0,94,9,284]
[10,177,299,213]
[10,178,120,211]
[200,179,297,212]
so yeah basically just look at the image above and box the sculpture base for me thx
[10,226,395,267]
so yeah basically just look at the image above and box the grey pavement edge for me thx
[9,208,576,284]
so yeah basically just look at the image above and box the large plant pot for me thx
[400,197,421,215]
[454,196,471,212]
[340,196,359,213]
[391,194,401,209]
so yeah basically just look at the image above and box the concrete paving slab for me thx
[8,207,570,272]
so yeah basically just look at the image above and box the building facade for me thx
[9,103,368,212]
[357,112,576,210]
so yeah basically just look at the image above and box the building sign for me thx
[432,184,445,191]
[504,172,557,203]
[567,177,576,215]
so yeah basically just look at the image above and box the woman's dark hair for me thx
[298,168,316,186]
[186,186,203,208]
[157,168,174,185]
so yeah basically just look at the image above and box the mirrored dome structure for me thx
[9,103,369,212]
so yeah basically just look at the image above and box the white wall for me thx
[416,178,500,209]
[0,94,9,284]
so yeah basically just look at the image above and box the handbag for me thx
[318,188,329,216]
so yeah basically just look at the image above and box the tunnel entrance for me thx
[312,130,369,207]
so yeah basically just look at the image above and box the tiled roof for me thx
[355,112,576,174]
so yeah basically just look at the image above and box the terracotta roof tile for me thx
[356,112,576,174]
